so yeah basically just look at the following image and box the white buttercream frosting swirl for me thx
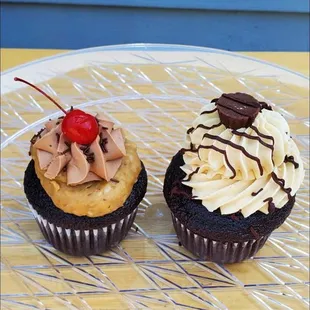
[182,102,304,217]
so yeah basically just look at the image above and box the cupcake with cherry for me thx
[19,78,147,256]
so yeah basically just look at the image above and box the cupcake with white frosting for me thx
[164,93,304,263]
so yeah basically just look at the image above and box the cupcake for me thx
[19,78,147,256]
[164,93,304,263]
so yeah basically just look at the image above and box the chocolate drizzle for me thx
[284,155,299,169]
[181,143,197,154]
[200,107,217,115]
[196,122,222,131]
[186,122,222,134]
[197,144,236,179]
[250,125,275,145]
[271,172,292,200]
[232,129,273,151]
[183,167,199,182]
[232,127,275,165]
[250,125,275,164]
[263,197,276,214]
[187,127,194,135]
[202,132,264,176]
[251,188,263,196]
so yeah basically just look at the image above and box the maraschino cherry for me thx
[61,109,99,145]
[14,77,99,145]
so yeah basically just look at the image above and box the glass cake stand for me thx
[1,44,309,309]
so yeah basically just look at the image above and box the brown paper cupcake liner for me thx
[30,205,138,256]
[172,213,270,263]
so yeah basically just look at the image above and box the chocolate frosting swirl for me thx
[32,113,126,185]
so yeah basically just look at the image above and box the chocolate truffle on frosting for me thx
[215,92,271,130]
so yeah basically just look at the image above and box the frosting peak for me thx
[32,114,126,185]
[183,95,304,217]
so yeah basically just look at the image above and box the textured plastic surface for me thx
[31,205,138,256]
[172,213,271,264]
[1,45,309,309]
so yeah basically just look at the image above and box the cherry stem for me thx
[14,77,67,115]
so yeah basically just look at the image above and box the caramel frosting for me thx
[182,95,304,217]
[32,114,126,186]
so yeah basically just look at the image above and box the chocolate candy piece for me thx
[216,93,261,130]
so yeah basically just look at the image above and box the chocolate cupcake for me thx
[19,78,147,256]
[164,93,304,263]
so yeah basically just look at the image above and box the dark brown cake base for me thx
[24,160,147,256]
[163,151,294,263]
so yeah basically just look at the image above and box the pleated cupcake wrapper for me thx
[172,213,270,263]
[30,205,138,256]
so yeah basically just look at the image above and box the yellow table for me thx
[1,49,309,76]
[1,48,309,310]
